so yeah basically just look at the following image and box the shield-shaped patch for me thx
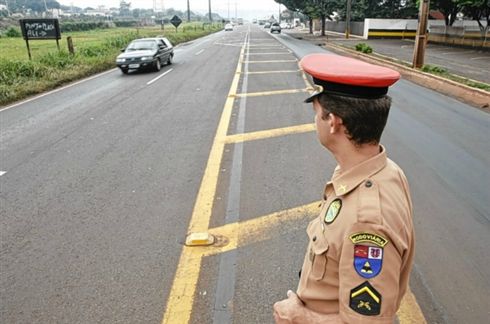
[353,245,383,279]
[324,199,342,224]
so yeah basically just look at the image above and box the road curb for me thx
[323,42,490,110]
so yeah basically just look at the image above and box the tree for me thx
[275,0,336,35]
[457,0,490,39]
[431,0,460,25]
[119,0,131,17]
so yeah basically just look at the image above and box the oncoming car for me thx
[270,22,281,33]
[116,37,174,74]
[224,23,233,31]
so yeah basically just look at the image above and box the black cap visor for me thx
[305,78,389,103]
[304,85,323,103]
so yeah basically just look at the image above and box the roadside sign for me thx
[170,15,182,29]
[20,19,61,40]
[19,18,61,60]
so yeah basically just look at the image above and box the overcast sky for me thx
[57,0,284,20]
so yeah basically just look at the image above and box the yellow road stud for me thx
[185,232,215,246]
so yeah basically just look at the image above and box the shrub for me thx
[422,64,447,74]
[355,43,373,54]
[6,27,21,38]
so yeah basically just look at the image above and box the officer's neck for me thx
[331,141,380,172]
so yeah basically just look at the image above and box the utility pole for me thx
[278,4,281,23]
[5,0,10,16]
[187,0,190,22]
[345,0,351,39]
[227,0,230,21]
[413,0,430,68]
[235,2,237,23]
[208,0,212,21]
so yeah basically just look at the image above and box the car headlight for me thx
[141,56,153,61]
[116,58,126,63]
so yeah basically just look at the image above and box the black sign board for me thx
[170,15,182,28]
[20,19,61,40]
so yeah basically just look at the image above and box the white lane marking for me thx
[195,49,205,56]
[0,69,117,113]
[0,171,6,177]
[146,68,173,85]
[470,56,489,60]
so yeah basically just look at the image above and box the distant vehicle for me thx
[280,22,288,29]
[270,22,281,33]
[237,18,243,25]
[116,37,173,74]
[264,22,271,28]
[224,23,233,31]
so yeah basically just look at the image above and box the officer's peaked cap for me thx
[300,54,400,102]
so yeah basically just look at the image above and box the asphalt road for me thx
[1,24,489,324]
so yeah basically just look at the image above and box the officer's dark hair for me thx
[317,94,392,146]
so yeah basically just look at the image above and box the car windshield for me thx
[126,41,157,51]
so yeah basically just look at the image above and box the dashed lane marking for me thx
[223,123,316,144]
[233,88,310,98]
[195,49,205,55]
[0,171,6,177]
[146,68,173,85]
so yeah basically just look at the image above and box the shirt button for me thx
[312,236,317,242]
[365,180,373,188]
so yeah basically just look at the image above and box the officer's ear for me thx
[329,113,343,134]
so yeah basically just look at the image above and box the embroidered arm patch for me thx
[349,281,381,316]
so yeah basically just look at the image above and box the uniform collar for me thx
[331,145,387,196]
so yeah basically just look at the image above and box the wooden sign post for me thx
[19,19,61,60]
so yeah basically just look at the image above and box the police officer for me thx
[273,54,414,323]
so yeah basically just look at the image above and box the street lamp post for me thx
[187,0,190,22]
[208,0,212,22]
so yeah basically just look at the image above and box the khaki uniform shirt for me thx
[297,146,414,323]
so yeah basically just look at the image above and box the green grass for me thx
[0,23,222,106]
[422,64,490,91]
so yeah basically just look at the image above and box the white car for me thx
[224,23,233,31]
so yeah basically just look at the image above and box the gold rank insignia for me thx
[324,199,342,224]
[349,281,381,316]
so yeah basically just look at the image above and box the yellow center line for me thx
[223,123,316,144]
[244,59,298,63]
[233,88,311,98]
[161,31,248,324]
[239,70,301,75]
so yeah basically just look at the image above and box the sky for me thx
[57,0,284,20]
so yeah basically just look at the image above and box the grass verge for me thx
[0,23,222,106]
